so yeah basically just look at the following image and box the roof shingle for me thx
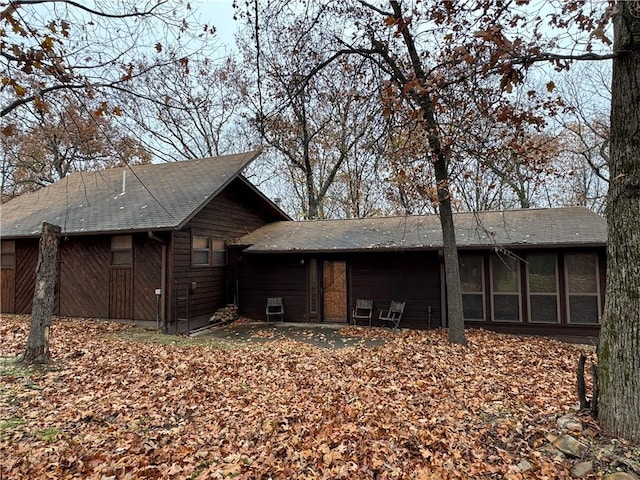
[237,207,606,253]
[1,151,260,238]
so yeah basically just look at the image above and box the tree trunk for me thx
[598,1,640,443]
[21,222,61,365]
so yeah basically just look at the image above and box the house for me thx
[1,152,608,338]
[231,208,607,337]
[0,151,289,324]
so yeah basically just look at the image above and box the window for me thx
[459,255,484,321]
[565,253,601,324]
[1,240,15,269]
[111,235,132,266]
[309,259,318,315]
[490,255,521,322]
[527,254,559,323]
[192,236,225,266]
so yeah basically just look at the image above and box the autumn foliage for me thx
[0,316,606,479]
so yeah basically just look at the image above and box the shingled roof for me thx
[1,151,262,238]
[237,207,607,253]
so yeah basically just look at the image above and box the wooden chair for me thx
[266,297,284,322]
[379,301,405,330]
[352,298,374,326]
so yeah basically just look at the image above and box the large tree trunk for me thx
[598,1,640,443]
[21,222,61,365]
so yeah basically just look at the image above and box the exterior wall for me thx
[236,251,442,328]
[235,253,307,322]
[350,251,442,329]
[15,239,39,314]
[171,179,287,320]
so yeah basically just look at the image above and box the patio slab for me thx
[193,322,391,349]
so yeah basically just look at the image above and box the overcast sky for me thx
[194,0,240,54]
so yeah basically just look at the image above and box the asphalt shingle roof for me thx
[237,207,606,253]
[0,151,261,238]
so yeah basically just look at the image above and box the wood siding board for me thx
[133,235,162,321]
[60,237,110,318]
[15,240,39,314]
[0,269,15,312]
[109,267,133,319]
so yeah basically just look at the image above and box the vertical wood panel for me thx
[323,261,347,322]
[109,268,132,319]
[134,236,161,321]
[0,269,15,312]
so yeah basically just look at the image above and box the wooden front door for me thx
[109,268,133,319]
[322,261,347,322]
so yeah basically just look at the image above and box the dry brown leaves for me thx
[0,315,598,479]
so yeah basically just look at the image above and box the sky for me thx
[193,0,240,55]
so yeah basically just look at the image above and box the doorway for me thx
[322,260,347,322]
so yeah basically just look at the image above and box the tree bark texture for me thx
[598,1,640,443]
[21,222,61,365]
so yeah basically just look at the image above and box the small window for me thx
[566,253,600,324]
[111,235,132,266]
[527,254,559,323]
[309,259,318,315]
[459,254,484,321]
[192,236,226,266]
[490,255,521,322]
[1,240,16,269]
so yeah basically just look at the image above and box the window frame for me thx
[459,254,485,321]
[564,252,601,324]
[526,253,560,324]
[191,235,226,267]
[489,254,522,322]
[110,235,132,267]
[1,240,16,269]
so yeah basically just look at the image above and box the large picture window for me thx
[459,254,484,321]
[527,254,559,323]
[192,236,225,267]
[490,255,521,322]
[565,253,601,324]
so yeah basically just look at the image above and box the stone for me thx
[557,414,584,433]
[604,473,640,480]
[571,460,593,478]
[553,434,589,458]
[517,460,533,472]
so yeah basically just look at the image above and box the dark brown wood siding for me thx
[109,268,133,319]
[133,235,162,321]
[0,269,15,313]
[237,254,307,322]
[350,251,442,329]
[59,237,110,318]
[14,239,39,314]
[173,178,285,319]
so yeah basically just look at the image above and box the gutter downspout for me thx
[148,231,166,330]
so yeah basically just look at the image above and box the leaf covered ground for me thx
[0,315,629,479]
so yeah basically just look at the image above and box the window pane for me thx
[211,250,225,266]
[193,236,209,250]
[192,250,209,266]
[530,295,558,323]
[492,256,519,293]
[1,240,15,254]
[462,294,484,320]
[112,250,132,266]
[494,295,519,321]
[569,296,600,324]
[528,255,557,293]
[211,239,225,250]
[460,256,483,293]
[111,235,132,250]
[309,259,318,314]
[566,254,598,293]
[1,253,15,269]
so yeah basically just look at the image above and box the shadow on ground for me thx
[195,322,390,349]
